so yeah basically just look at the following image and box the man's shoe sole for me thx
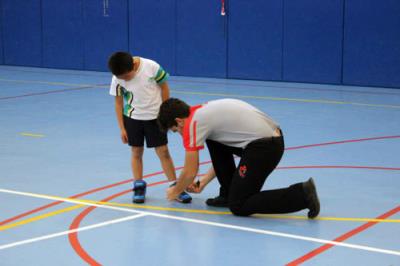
[303,178,320,219]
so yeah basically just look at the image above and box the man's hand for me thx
[120,129,128,144]
[187,180,203,193]
[166,186,179,201]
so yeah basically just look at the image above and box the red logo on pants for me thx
[239,165,247,178]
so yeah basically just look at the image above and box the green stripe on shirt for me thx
[155,67,169,84]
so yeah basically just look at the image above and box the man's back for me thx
[187,98,280,149]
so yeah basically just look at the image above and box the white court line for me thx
[1,188,399,256]
[0,213,147,250]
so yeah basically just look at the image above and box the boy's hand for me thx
[120,129,128,144]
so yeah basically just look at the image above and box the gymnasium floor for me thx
[0,65,399,265]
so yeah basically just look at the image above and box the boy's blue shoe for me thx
[133,180,147,203]
[177,191,192,203]
[170,182,192,204]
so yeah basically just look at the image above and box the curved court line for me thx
[0,169,169,226]
[286,205,400,265]
[2,200,400,262]
[2,131,397,226]
[0,135,398,263]
[171,89,400,109]
[67,191,400,266]
[69,165,400,264]
[1,164,399,232]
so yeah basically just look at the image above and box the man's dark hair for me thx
[108,51,134,76]
[158,98,191,132]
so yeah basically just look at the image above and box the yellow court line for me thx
[2,77,397,109]
[171,90,400,109]
[2,197,399,232]
[98,200,400,223]
[0,205,83,231]
[19,132,45,138]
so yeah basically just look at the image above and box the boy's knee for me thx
[155,146,171,159]
[131,147,144,158]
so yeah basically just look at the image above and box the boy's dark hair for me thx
[158,98,191,132]
[108,51,134,76]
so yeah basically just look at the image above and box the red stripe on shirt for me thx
[183,105,204,151]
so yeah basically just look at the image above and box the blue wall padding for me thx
[84,0,129,71]
[228,0,283,81]
[2,0,42,66]
[1,0,400,88]
[42,0,84,69]
[130,0,176,75]
[176,0,227,78]
[283,0,344,84]
[0,0,3,65]
[343,0,400,88]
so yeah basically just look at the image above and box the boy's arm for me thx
[159,81,170,102]
[115,96,128,144]
[167,150,199,200]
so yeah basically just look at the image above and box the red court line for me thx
[0,135,398,263]
[277,165,400,171]
[286,205,400,265]
[69,165,400,265]
[68,180,167,266]
[2,135,397,226]
[0,162,212,226]
[0,170,165,226]
[286,135,400,150]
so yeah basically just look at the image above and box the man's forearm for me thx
[174,171,196,194]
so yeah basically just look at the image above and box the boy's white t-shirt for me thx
[109,57,169,120]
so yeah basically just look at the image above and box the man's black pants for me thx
[206,135,308,216]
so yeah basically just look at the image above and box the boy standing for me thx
[108,51,191,204]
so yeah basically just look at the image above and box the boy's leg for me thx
[123,117,147,203]
[155,145,176,182]
[228,137,311,216]
[131,146,147,203]
[155,145,192,203]
[146,120,191,203]
[131,146,144,181]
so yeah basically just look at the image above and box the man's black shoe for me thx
[206,195,229,207]
[302,178,320,219]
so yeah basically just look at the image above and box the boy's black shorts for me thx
[123,116,168,148]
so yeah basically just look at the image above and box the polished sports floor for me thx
[0,66,399,266]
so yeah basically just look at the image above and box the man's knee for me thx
[229,201,251,217]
